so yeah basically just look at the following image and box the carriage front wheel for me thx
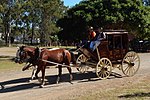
[122,51,140,77]
[76,54,89,73]
[96,58,112,79]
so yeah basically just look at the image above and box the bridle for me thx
[15,46,41,64]
[15,47,28,64]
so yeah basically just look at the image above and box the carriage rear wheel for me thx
[122,51,140,77]
[76,54,89,73]
[96,58,112,79]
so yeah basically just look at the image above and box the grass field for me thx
[77,81,150,100]
[0,46,23,71]
[0,59,23,71]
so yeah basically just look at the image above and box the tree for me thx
[0,0,15,46]
[57,0,150,41]
[0,0,26,46]
[0,0,67,46]
[35,0,67,46]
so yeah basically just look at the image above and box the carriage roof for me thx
[103,30,128,35]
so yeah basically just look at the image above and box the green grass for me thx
[0,59,23,71]
[76,80,150,100]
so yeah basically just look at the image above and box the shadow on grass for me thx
[0,56,15,61]
[0,71,122,93]
[0,56,13,58]
[118,92,150,98]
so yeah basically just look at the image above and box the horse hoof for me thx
[38,78,42,82]
[56,81,59,84]
[69,81,73,84]
[70,75,73,81]
[0,85,4,90]
[28,80,32,82]
[39,85,44,88]
[56,77,60,84]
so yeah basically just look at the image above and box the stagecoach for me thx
[13,30,140,88]
[75,30,140,79]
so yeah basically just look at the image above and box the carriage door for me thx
[113,35,122,60]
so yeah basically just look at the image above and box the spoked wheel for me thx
[96,58,112,79]
[122,51,140,77]
[76,54,89,73]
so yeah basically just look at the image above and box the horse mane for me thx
[34,47,40,60]
[20,46,26,51]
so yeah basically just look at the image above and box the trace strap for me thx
[42,59,71,67]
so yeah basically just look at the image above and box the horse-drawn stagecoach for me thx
[75,30,140,79]
[14,30,140,87]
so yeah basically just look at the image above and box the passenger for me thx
[89,27,106,51]
[88,26,96,40]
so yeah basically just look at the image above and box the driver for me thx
[89,27,106,51]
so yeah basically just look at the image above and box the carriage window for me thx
[114,35,122,49]
[108,35,113,50]
[122,34,128,49]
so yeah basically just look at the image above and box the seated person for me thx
[81,26,96,48]
[88,26,96,40]
[89,27,106,51]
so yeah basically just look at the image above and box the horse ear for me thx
[35,47,39,51]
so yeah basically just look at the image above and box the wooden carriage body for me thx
[76,30,140,79]
[79,30,129,63]
[98,30,128,63]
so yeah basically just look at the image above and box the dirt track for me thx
[0,47,150,100]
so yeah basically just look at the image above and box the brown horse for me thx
[37,48,73,87]
[15,46,74,88]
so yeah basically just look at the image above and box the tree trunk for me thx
[8,23,11,47]
[31,23,35,45]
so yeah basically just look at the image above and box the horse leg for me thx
[35,66,41,80]
[0,84,4,89]
[56,65,62,84]
[66,67,73,84]
[40,66,46,88]
[29,65,37,82]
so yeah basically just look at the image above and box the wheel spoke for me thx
[130,67,135,75]
[123,65,129,72]
[98,71,102,77]
[133,56,138,61]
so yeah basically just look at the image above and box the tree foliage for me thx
[0,0,67,46]
[58,0,150,41]
[0,0,149,46]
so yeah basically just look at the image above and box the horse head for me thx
[15,46,28,64]
[15,46,40,70]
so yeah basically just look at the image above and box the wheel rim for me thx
[96,58,112,79]
[76,54,89,73]
[122,51,140,76]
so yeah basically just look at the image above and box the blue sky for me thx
[63,0,82,7]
